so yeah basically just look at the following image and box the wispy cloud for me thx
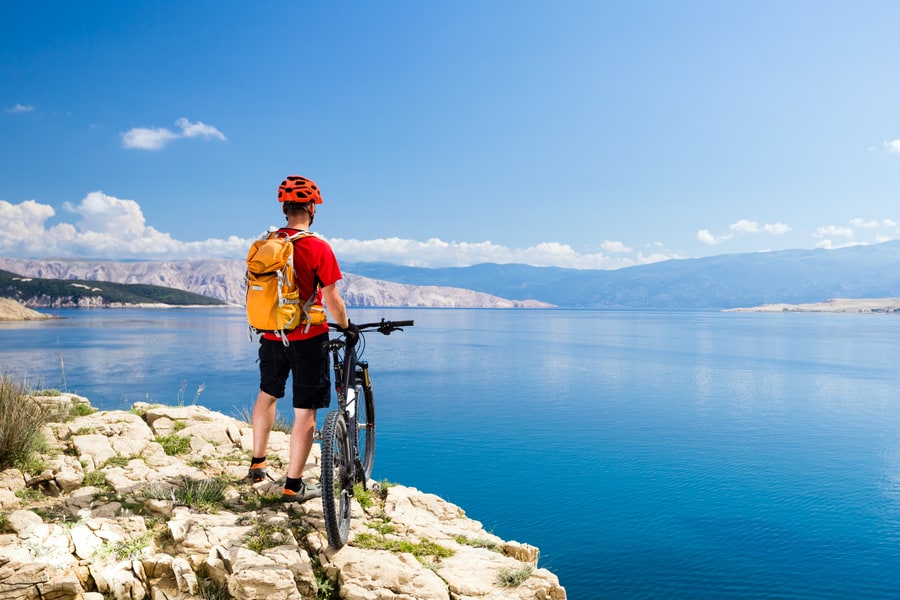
[884,139,900,154]
[812,218,900,250]
[121,117,226,150]
[0,195,678,268]
[697,219,791,245]
[5,103,34,114]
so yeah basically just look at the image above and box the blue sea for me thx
[4,307,900,599]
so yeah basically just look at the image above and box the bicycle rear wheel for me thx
[320,410,352,548]
[356,381,376,481]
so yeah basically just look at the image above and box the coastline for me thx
[0,392,566,599]
[725,297,900,313]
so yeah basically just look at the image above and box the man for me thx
[248,175,358,502]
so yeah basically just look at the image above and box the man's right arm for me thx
[322,283,349,329]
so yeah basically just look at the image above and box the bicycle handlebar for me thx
[328,318,414,336]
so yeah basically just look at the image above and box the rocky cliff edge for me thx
[0,394,566,600]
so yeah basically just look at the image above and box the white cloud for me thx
[601,240,632,254]
[763,222,791,235]
[5,103,34,114]
[0,199,56,241]
[0,195,682,268]
[884,139,900,154]
[122,118,226,150]
[0,194,250,259]
[850,218,880,229]
[697,229,718,245]
[121,127,179,150]
[814,239,865,250]
[814,225,854,239]
[729,219,761,234]
[727,219,791,235]
[700,219,791,246]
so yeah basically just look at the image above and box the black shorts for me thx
[258,333,331,410]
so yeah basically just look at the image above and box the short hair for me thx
[282,202,314,218]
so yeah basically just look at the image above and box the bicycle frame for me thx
[320,318,413,549]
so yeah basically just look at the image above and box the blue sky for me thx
[3,1,900,269]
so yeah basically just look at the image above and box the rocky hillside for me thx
[0,259,552,309]
[0,297,51,321]
[0,393,566,599]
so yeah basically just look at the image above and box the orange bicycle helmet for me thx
[277,175,322,204]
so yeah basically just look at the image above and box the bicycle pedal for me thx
[313,429,322,441]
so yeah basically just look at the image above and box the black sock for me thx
[285,477,302,492]
[251,456,266,467]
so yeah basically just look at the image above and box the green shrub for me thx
[154,433,191,455]
[242,517,293,554]
[455,535,500,551]
[497,564,533,587]
[147,476,229,512]
[197,577,232,600]
[0,376,49,470]
[95,533,152,561]
[83,470,107,488]
[352,533,454,560]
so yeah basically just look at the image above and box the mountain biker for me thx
[247,175,359,502]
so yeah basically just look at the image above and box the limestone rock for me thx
[0,395,567,599]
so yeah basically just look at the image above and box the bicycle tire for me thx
[320,410,352,548]
[356,380,376,481]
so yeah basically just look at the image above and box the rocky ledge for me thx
[0,297,52,321]
[0,394,566,600]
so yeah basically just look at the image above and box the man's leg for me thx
[248,390,278,481]
[251,390,279,458]
[286,407,317,479]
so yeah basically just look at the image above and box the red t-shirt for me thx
[261,228,343,342]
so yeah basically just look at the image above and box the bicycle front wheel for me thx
[320,409,352,548]
[356,381,376,481]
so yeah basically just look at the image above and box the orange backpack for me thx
[245,230,326,343]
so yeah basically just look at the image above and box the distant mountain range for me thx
[0,268,226,308]
[3,240,900,309]
[0,259,550,309]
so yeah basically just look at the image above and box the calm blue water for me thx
[4,307,900,599]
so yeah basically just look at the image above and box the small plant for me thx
[197,577,232,600]
[69,402,94,417]
[104,454,131,468]
[154,433,191,455]
[147,476,229,512]
[0,375,49,471]
[83,470,107,488]
[242,517,293,554]
[352,533,454,561]
[31,388,62,397]
[314,571,335,600]
[178,381,207,406]
[0,513,8,531]
[354,482,377,510]
[455,535,500,551]
[15,454,47,477]
[237,405,291,434]
[15,487,44,502]
[497,564,534,587]
[366,519,395,535]
[172,420,187,432]
[96,533,152,562]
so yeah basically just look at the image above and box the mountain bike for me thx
[320,318,413,549]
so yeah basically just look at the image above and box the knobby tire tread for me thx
[321,410,351,548]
